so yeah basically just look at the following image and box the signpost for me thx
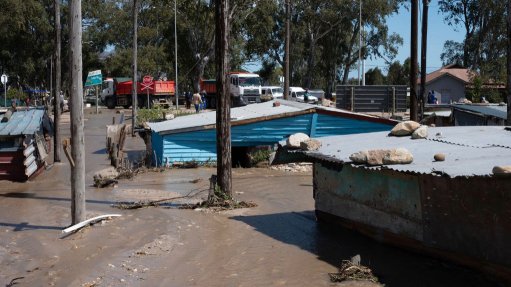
[1,74,7,107]
[85,70,102,114]
[141,75,154,108]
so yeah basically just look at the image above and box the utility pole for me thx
[69,0,86,224]
[507,0,511,125]
[174,0,179,109]
[53,0,61,162]
[284,0,290,100]
[410,0,419,122]
[358,0,362,86]
[132,0,138,136]
[215,0,232,197]
[420,0,429,120]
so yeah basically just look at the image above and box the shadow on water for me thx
[0,222,62,231]
[231,211,504,287]
[93,148,108,154]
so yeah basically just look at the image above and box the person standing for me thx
[185,91,192,109]
[192,92,203,113]
[303,89,310,103]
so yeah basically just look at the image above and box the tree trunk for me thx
[507,0,511,124]
[284,0,290,100]
[69,0,86,224]
[304,38,316,89]
[215,0,232,197]
[132,0,138,135]
[53,0,61,162]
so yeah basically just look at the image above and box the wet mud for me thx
[0,108,505,287]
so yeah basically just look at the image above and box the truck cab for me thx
[229,72,262,105]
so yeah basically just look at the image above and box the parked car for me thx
[261,86,284,101]
[289,87,318,104]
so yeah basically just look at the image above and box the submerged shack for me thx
[0,109,52,181]
[273,126,511,279]
[147,100,396,166]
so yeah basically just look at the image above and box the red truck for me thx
[101,77,175,109]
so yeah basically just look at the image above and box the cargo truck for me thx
[199,72,262,108]
[101,77,175,109]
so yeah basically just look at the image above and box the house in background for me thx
[419,64,472,104]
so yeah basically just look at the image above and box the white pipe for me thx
[23,145,35,157]
[62,214,122,234]
[25,161,38,177]
[24,154,36,167]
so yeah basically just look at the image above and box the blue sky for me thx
[352,2,465,78]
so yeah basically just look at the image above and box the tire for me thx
[106,97,116,109]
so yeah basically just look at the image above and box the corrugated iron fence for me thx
[336,85,408,113]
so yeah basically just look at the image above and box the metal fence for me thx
[336,85,408,113]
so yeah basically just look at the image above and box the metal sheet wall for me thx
[155,113,393,165]
[335,85,408,113]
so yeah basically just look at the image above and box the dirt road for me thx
[0,108,504,287]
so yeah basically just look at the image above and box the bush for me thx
[249,148,272,166]
[6,87,27,100]
[137,107,166,126]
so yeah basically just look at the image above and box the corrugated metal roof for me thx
[452,104,507,120]
[291,126,511,177]
[0,109,46,136]
[149,100,393,135]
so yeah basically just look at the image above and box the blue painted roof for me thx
[148,100,395,135]
[0,109,46,136]
[452,104,507,120]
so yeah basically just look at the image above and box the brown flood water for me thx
[0,108,505,287]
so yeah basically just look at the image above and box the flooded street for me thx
[0,109,504,287]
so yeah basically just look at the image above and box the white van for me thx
[289,87,318,104]
[261,86,284,100]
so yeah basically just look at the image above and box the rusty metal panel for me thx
[314,163,423,241]
[0,150,28,181]
[420,175,511,268]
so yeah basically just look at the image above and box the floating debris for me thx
[329,256,379,284]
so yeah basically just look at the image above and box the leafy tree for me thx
[364,67,385,85]
[0,1,53,87]
[439,0,506,82]
[386,58,410,85]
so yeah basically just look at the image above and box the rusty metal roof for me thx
[280,126,511,178]
[0,109,46,136]
[452,104,507,120]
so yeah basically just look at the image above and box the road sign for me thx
[84,70,102,87]
[1,74,7,85]
[141,76,154,91]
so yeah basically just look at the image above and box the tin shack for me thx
[0,109,52,181]
[272,126,511,279]
[147,100,396,166]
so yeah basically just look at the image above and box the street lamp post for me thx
[1,74,7,107]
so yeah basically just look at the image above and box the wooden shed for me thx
[0,109,52,181]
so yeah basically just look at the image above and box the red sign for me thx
[141,75,154,91]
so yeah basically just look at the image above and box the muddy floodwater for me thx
[0,109,505,287]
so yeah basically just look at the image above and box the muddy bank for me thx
[0,108,504,287]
